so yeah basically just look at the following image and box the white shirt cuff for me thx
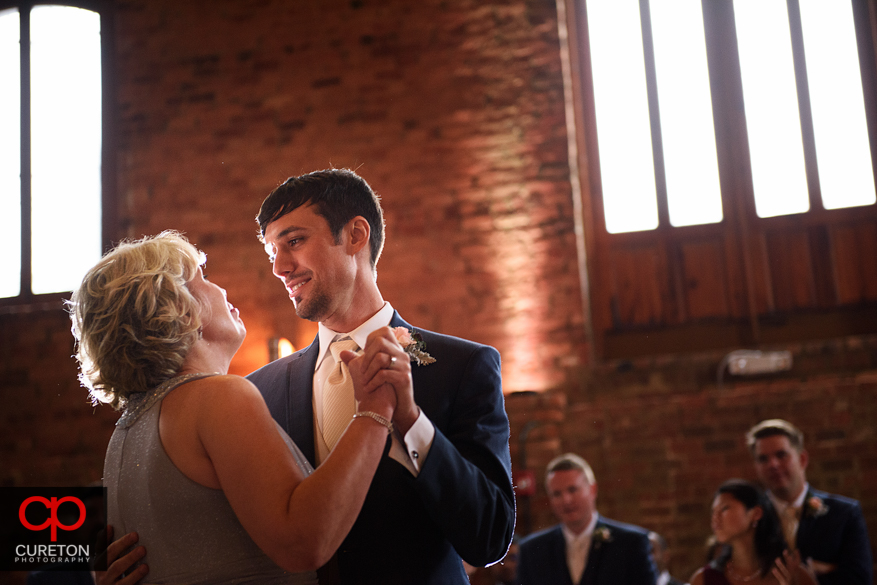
[388,409,435,476]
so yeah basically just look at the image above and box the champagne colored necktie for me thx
[781,506,800,551]
[321,338,360,451]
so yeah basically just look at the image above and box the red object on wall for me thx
[513,470,536,497]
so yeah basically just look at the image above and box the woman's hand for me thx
[771,550,801,585]
[341,327,411,423]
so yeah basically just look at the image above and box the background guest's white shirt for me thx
[768,481,809,514]
[561,513,599,584]
[313,301,435,474]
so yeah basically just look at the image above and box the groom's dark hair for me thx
[257,168,385,269]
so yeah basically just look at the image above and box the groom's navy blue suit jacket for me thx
[796,487,873,585]
[517,516,658,585]
[247,312,515,585]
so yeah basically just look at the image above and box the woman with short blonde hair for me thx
[70,231,409,584]
[70,231,204,408]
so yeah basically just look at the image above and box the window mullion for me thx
[19,2,31,300]
[638,0,670,229]
[785,0,824,213]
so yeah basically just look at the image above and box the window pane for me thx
[586,0,659,234]
[0,8,21,299]
[30,5,102,295]
[650,0,723,227]
[734,0,809,218]
[799,0,876,210]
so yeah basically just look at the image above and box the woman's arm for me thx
[186,373,396,572]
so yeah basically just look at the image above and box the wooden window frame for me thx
[0,0,116,313]
[562,0,877,359]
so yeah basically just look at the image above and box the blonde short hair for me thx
[545,453,597,486]
[68,231,205,409]
[746,419,804,454]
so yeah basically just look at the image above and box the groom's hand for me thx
[94,525,148,585]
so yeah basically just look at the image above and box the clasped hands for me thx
[771,549,835,585]
[340,327,419,435]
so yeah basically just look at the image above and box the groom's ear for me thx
[346,216,371,257]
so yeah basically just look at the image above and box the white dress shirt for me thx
[768,482,809,514]
[561,513,599,585]
[313,302,435,475]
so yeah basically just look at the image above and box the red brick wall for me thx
[2,0,582,469]
[111,0,586,389]
[0,309,118,488]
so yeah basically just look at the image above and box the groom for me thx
[246,169,516,584]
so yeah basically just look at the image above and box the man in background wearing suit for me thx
[648,531,687,585]
[747,419,873,585]
[517,453,657,585]
[247,169,515,584]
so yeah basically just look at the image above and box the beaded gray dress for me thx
[103,373,318,584]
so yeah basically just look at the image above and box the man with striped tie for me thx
[247,168,515,585]
[747,419,872,585]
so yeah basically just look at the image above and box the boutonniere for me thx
[804,496,829,518]
[393,327,436,366]
[593,526,612,548]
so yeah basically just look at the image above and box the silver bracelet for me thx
[353,411,394,434]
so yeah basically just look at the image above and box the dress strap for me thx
[116,372,219,428]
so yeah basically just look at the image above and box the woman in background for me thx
[690,480,816,585]
[70,231,407,584]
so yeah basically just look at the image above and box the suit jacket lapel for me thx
[388,312,411,338]
[287,336,319,468]
[389,312,431,410]
[580,520,606,585]
[796,487,818,554]
[548,526,575,585]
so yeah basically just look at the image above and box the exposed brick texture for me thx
[1,309,118,489]
[111,0,585,388]
[1,0,875,583]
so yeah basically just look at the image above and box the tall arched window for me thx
[0,1,112,305]
[565,0,877,358]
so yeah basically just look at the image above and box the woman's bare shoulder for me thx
[191,373,257,391]
[183,374,273,428]
[187,374,262,401]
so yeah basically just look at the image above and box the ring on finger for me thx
[388,356,398,368]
